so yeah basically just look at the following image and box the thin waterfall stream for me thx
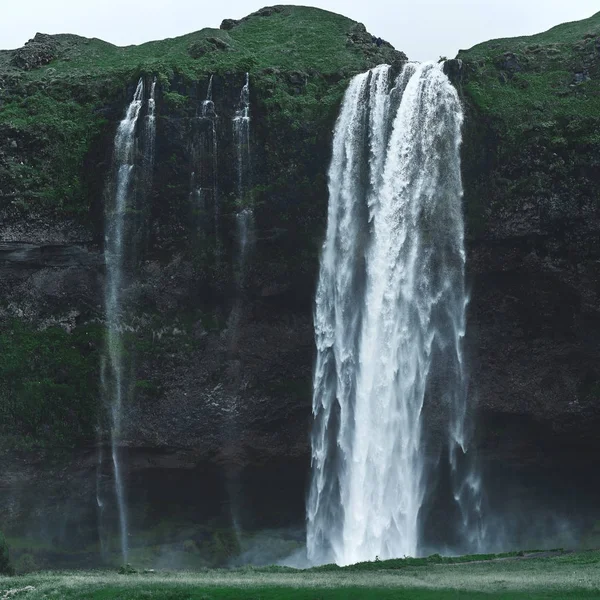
[101,77,156,563]
[224,73,253,544]
[233,73,253,291]
[201,75,219,256]
[307,62,485,566]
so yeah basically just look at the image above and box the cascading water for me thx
[201,75,219,254]
[307,62,484,566]
[233,73,253,283]
[102,77,145,563]
[224,73,253,543]
[145,77,157,175]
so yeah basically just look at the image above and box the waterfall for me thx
[200,75,219,254]
[145,77,157,176]
[306,62,484,566]
[102,77,144,563]
[233,73,253,282]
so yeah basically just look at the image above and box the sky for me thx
[1,0,599,61]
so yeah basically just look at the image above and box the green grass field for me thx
[1,550,599,599]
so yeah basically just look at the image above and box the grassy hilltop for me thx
[459,10,600,141]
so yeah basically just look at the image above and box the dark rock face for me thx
[496,51,522,74]
[11,33,58,70]
[458,13,600,530]
[443,58,463,85]
[220,19,239,31]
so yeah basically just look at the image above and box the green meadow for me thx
[1,550,599,599]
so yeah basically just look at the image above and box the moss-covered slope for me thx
[0,5,404,221]
[459,11,600,139]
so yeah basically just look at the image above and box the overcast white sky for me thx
[1,1,598,61]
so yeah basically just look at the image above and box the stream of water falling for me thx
[201,75,219,254]
[307,62,484,566]
[102,77,145,563]
[233,73,253,281]
[145,77,157,175]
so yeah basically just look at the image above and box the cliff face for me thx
[1,6,599,566]
[0,6,406,564]
[458,13,600,467]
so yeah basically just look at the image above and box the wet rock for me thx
[443,58,463,86]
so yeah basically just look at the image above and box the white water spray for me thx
[103,77,144,563]
[307,62,484,566]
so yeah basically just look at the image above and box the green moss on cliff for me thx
[0,322,101,446]
[0,91,106,213]
[458,11,600,238]
[459,11,600,141]
[5,7,386,79]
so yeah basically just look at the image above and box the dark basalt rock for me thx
[11,33,57,70]
[443,58,463,86]
[497,51,522,74]
[287,70,307,86]
[252,6,284,17]
[220,18,239,31]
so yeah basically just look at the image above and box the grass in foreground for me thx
[1,550,599,599]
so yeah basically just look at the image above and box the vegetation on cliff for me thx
[459,11,600,236]
[0,322,101,447]
[457,11,600,466]
[0,5,403,220]
[459,11,600,138]
[0,6,404,448]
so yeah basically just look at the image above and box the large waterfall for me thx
[306,62,484,566]
[101,77,147,563]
